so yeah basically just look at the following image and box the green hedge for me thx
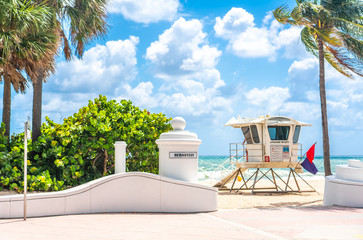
[0,95,172,192]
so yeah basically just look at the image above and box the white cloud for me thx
[108,0,180,24]
[214,7,255,39]
[214,8,305,61]
[141,17,232,116]
[288,58,318,73]
[245,86,291,113]
[146,18,221,77]
[239,85,320,128]
[280,102,320,121]
[120,82,159,108]
[2,36,141,133]
[51,36,139,94]
[287,58,318,101]
[159,90,232,116]
[287,57,363,130]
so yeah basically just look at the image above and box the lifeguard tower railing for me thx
[210,142,247,188]
[208,143,246,186]
[228,142,304,164]
[229,142,247,163]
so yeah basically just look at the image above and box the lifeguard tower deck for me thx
[214,116,316,193]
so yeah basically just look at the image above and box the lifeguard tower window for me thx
[250,125,260,143]
[268,126,290,140]
[242,127,252,144]
[241,125,260,144]
[293,125,301,143]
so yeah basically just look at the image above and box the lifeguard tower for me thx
[214,115,315,193]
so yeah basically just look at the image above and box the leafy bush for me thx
[0,96,172,192]
[0,125,63,192]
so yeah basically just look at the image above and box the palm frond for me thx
[340,34,363,62]
[60,29,72,60]
[324,43,363,77]
[3,64,28,93]
[291,5,303,22]
[273,5,302,26]
[301,26,320,57]
[324,50,352,78]
[273,5,292,24]
[314,27,343,47]
[0,0,58,91]
[64,0,108,58]
[322,0,363,25]
[332,17,363,39]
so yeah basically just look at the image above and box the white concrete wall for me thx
[0,172,217,218]
[324,176,363,208]
[324,160,363,208]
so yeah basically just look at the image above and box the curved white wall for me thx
[324,176,363,207]
[324,160,363,208]
[0,172,217,219]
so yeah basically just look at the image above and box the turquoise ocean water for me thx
[198,155,363,181]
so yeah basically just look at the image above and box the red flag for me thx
[306,144,315,163]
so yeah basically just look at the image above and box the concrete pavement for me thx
[1,206,363,239]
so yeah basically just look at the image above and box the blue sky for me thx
[2,0,363,156]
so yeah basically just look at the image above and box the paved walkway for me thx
[0,206,363,240]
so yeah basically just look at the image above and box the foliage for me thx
[0,0,59,138]
[273,0,362,77]
[0,96,172,192]
[31,0,109,143]
[0,124,64,192]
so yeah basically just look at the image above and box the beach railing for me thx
[229,142,246,163]
[207,157,236,186]
[207,144,246,185]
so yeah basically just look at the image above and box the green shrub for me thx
[0,96,172,192]
[0,125,64,192]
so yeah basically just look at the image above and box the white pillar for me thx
[156,117,201,183]
[114,141,127,174]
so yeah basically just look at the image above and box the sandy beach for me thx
[217,178,325,209]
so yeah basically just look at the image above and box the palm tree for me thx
[0,0,58,138]
[31,0,109,143]
[273,0,363,176]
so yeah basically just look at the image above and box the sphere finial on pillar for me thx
[171,116,186,131]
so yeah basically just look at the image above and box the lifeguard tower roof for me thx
[225,116,311,128]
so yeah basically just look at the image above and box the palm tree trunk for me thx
[2,75,11,138]
[32,74,43,143]
[317,36,332,176]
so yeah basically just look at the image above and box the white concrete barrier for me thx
[0,117,219,219]
[324,176,363,207]
[0,172,217,218]
[324,159,363,208]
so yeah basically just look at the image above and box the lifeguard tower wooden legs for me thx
[218,168,317,194]
[285,168,317,193]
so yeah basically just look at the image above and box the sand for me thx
[217,178,325,209]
